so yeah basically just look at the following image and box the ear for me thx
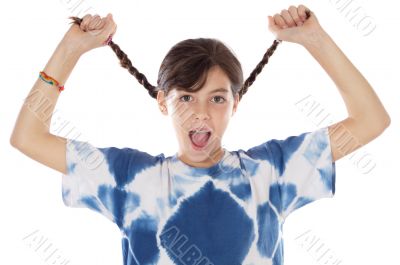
[157,90,168,115]
[232,93,239,116]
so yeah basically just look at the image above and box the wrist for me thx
[300,28,331,51]
[57,37,85,59]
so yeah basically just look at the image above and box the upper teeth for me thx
[191,130,209,134]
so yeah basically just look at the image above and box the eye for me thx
[211,96,226,104]
[179,95,193,102]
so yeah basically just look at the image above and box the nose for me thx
[193,104,210,121]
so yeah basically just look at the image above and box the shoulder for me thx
[67,138,166,176]
[232,127,329,169]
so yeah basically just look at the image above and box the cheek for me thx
[169,104,193,128]
[171,117,191,139]
[215,104,232,117]
[212,107,232,128]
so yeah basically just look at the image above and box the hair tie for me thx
[103,34,113,46]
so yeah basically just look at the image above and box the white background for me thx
[1,0,399,264]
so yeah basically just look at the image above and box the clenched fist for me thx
[61,13,117,55]
[268,5,325,46]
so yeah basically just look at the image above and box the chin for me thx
[190,141,221,161]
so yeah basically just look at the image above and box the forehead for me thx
[178,67,231,94]
[202,66,231,90]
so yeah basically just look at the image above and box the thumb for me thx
[97,13,116,43]
[104,13,116,33]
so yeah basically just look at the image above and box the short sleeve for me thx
[61,138,163,228]
[266,126,336,220]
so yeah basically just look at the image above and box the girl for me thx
[10,4,390,265]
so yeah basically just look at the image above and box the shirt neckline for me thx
[172,148,230,176]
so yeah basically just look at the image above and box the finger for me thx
[273,14,288,29]
[80,14,93,31]
[98,14,117,42]
[297,5,309,22]
[87,15,101,30]
[267,15,280,33]
[102,14,115,34]
[80,14,91,24]
[280,9,296,27]
[288,5,303,26]
[111,23,117,37]
[95,18,106,30]
[86,15,107,37]
[80,14,92,31]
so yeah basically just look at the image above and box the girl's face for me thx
[157,66,239,168]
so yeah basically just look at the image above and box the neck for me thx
[179,147,224,168]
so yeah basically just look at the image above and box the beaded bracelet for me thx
[39,71,65,92]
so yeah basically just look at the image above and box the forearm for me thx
[10,39,82,144]
[302,30,390,127]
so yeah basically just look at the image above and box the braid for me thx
[108,42,158,98]
[239,39,281,100]
[68,16,158,99]
[69,9,311,101]
[238,9,311,100]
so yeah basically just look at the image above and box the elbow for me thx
[353,112,391,138]
[379,112,391,131]
[383,114,391,128]
[10,133,29,151]
[10,134,23,150]
[368,109,391,131]
[373,113,391,136]
[382,103,391,127]
[10,132,50,152]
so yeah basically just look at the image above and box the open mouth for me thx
[189,130,212,149]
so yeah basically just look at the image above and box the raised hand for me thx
[61,13,117,55]
[268,5,324,46]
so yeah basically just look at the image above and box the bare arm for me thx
[10,14,117,174]
[10,38,81,174]
[268,5,391,162]
[303,30,391,162]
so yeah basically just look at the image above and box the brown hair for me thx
[69,11,309,101]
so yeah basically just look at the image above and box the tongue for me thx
[191,132,210,147]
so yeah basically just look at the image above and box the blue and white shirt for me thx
[62,126,336,265]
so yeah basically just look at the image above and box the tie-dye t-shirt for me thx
[61,126,335,265]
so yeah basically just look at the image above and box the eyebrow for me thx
[177,87,229,95]
[209,88,229,94]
